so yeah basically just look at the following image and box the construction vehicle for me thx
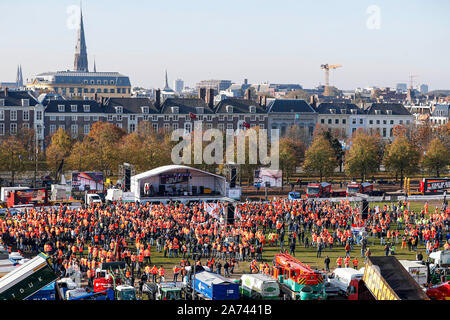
[427,250,450,285]
[399,260,428,286]
[85,192,103,205]
[419,178,450,194]
[426,281,450,300]
[271,253,326,300]
[154,282,185,300]
[361,256,429,300]
[93,261,137,300]
[0,253,59,300]
[26,277,78,300]
[320,64,342,96]
[240,273,280,300]
[346,182,374,197]
[327,268,364,296]
[306,182,331,198]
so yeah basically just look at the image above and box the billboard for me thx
[71,172,104,191]
[254,168,282,188]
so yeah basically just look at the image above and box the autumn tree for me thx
[383,136,420,187]
[46,128,73,180]
[421,138,450,177]
[0,136,28,185]
[279,136,306,185]
[345,130,382,182]
[303,135,336,182]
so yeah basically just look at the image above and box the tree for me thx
[0,136,28,186]
[46,128,73,180]
[279,136,306,185]
[345,130,382,182]
[303,135,336,182]
[421,138,450,177]
[320,129,344,172]
[383,136,420,187]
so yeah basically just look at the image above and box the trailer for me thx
[0,253,59,300]
[362,256,429,300]
[419,178,450,194]
[240,274,280,300]
[399,260,428,286]
[6,188,50,208]
[346,182,374,197]
[191,271,240,300]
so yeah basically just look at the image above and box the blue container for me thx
[192,271,239,300]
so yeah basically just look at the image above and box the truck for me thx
[399,260,428,286]
[154,282,185,300]
[346,182,374,197]
[427,250,450,285]
[85,192,103,205]
[1,187,29,203]
[239,273,280,300]
[419,178,450,194]
[271,253,326,300]
[327,268,364,296]
[0,253,59,300]
[360,256,429,300]
[25,277,78,300]
[426,281,450,300]
[306,182,331,198]
[93,262,137,300]
[6,188,50,208]
[190,271,240,300]
[105,188,136,204]
[50,184,71,202]
[288,192,301,201]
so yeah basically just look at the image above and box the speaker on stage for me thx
[124,167,131,192]
[225,204,235,225]
[159,185,165,196]
[199,186,204,194]
[230,168,237,188]
[360,199,369,219]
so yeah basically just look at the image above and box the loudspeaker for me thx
[192,186,197,195]
[124,167,131,192]
[199,186,204,194]
[230,168,237,188]
[360,200,369,219]
[225,204,235,225]
[159,185,165,195]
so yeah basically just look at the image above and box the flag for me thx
[204,202,219,219]
[189,112,197,120]
[243,122,250,129]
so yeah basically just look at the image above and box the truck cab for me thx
[116,285,137,300]
[85,193,102,205]
[306,183,331,198]
[346,182,373,196]
[156,282,183,300]
[347,278,375,300]
[288,192,301,201]
[327,268,364,295]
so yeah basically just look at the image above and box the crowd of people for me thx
[0,198,448,290]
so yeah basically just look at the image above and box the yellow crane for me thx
[321,64,342,96]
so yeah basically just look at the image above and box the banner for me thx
[203,202,220,219]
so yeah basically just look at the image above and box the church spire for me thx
[93,56,97,72]
[74,5,89,72]
[164,69,170,90]
[16,65,23,88]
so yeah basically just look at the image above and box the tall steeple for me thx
[16,65,23,88]
[164,69,171,90]
[74,5,89,72]
[93,56,97,73]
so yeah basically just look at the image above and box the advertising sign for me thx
[71,172,104,191]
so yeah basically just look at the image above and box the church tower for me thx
[74,6,89,72]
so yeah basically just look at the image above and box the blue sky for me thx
[1,0,449,90]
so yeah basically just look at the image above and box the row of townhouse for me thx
[0,88,415,150]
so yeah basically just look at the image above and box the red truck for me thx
[6,188,49,208]
[346,182,373,196]
[426,282,450,300]
[419,178,450,194]
[306,182,331,198]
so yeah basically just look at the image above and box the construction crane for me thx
[321,64,342,96]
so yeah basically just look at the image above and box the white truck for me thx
[85,193,102,205]
[399,260,428,286]
[50,184,71,201]
[327,268,364,295]
[105,188,135,203]
[240,274,280,300]
[1,187,29,202]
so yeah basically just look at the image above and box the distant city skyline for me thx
[0,0,449,91]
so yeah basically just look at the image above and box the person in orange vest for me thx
[173,265,180,282]
[143,247,151,265]
[151,265,158,283]
[87,268,95,288]
[144,265,151,279]
[158,266,165,283]
[352,257,359,269]
[336,256,343,268]
[344,256,350,268]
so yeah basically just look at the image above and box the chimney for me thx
[309,95,317,109]
[259,96,263,105]
[207,88,215,108]
[263,96,267,107]
[155,89,161,109]
[246,89,252,100]
[4,87,7,97]
[198,88,206,102]
[244,79,248,85]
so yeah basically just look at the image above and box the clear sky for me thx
[1,0,449,90]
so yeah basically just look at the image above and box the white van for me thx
[327,268,364,294]
[399,260,428,286]
[240,274,280,300]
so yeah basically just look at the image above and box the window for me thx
[36,111,42,121]
[227,123,234,129]
[390,120,394,125]
[71,105,77,112]
[219,115,224,121]
[152,115,158,121]
[0,110,4,120]
[173,123,178,130]
[0,99,4,107]
[164,115,170,121]
[50,116,56,121]
[84,116,90,121]
[251,114,256,121]
[22,123,29,129]
[164,123,170,130]
[369,120,373,125]
[383,128,386,137]
[59,115,65,121]
[59,124,65,130]
[21,99,29,107]
[71,116,77,122]
[143,115,149,121]
[117,115,122,121]
[342,119,346,124]
[399,120,403,124]
[239,115,244,121]
[406,120,410,124]
[352,119,356,124]
[218,123,224,131]
[383,120,387,125]
[23,110,29,121]
[84,125,90,135]
[260,124,265,129]
[142,107,149,114]
[173,115,178,121]
[10,123,17,134]
[110,80,115,85]
[130,123,136,132]
[321,119,325,124]
[93,116,99,122]
[0,123,4,135]
[249,106,256,113]
[359,119,363,124]
[50,125,56,135]
[10,110,17,121]
[259,115,265,121]
[227,115,233,121]
[198,115,203,121]
[335,119,339,124]
[376,120,380,125]
[184,123,192,133]
[130,115,136,121]
[152,123,158,131]
[71,125,78,138]
[108,115,113,121]
[116,123,122,128]
[206,123,212,129]
[83,105,90,112]
[97,80,101,85]
[115,106,123,113]
[328,119,332,124]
